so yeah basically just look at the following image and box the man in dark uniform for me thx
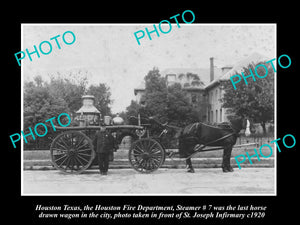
[93,126,115,175]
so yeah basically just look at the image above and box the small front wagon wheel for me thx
[129,138,165,173]
[50,131,95,174]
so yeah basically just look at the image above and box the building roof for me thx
[205,52,268,89]
[134,67,223,92]
[161,67,222,86]
[133,52,269,93]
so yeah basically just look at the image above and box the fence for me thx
[118,134,274,150]
[23,131,274,151]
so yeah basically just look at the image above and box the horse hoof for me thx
[187,168,195,173]
[222,167,234,173]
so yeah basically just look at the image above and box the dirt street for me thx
[22,168,275,195]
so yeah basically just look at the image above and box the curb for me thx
[23,157,274,170]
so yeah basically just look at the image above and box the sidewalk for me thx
[23,149,275,170]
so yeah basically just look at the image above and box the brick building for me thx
[134,53,267,123]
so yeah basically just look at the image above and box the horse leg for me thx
[186,158,195,173]
[222,145,234,172]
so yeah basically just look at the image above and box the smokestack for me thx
[210,57,214,82]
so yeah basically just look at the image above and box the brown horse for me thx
[178,117,252,173]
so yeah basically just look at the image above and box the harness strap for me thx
[202,132,236,146]
[184,132,236,160]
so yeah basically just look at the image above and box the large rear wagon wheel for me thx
[50,131,95,174]
[129,138,165,173]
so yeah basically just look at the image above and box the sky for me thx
[22,24,276,113]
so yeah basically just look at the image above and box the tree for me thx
[87,83,112,116]
[166,83,199,126]
[23,72,113,149]
[23,76,69,149]
[181,72,204,87]
[125,100,141,118]
[221,61,274,134]
[47,75,87,114]
[143,67,199,126]
[143,67,168,122]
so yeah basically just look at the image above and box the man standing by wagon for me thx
[93,126,115,175]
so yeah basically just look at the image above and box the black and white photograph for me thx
[5,4,299,224]
[20,24,276,195]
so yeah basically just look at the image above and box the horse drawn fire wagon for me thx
[50,95,255,174]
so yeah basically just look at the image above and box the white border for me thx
[21,23,277,196]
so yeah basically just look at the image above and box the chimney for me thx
[210,57,214,82]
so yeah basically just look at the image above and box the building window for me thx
[211,111,213,123]
[220,108,222,122]
[216,110,218,123]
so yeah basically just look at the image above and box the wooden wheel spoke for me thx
[140,160,147,169]
[146,159,153,170]
[59,136,70,148]
[135,143,145,153]
[150,158,160,168]
[75,136,85,147]
[77,154,90,163]
[54,154,68,162]
[57,155,69,167]
[148,142,158,151]
[77,148,92,152]
[149,149,161,155]
[55,141,68,150]
[143,160,149,170]
[51,131,95,174]
[74,156,84,167]
[149,156,161,162]
[63,156,72,169]
[132,148,144,154]
[131,152,143,157]
[147,159,155,170]
[132,147,144,154]
[77,152,92,157]
[77,142,89,150]
[70,133,74,147]
[147,140,156,152]
[129,138,165,173]
[52,148,68,152]
[136,159,145,168]
[70,158,75,172]
[150,152,162,158]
